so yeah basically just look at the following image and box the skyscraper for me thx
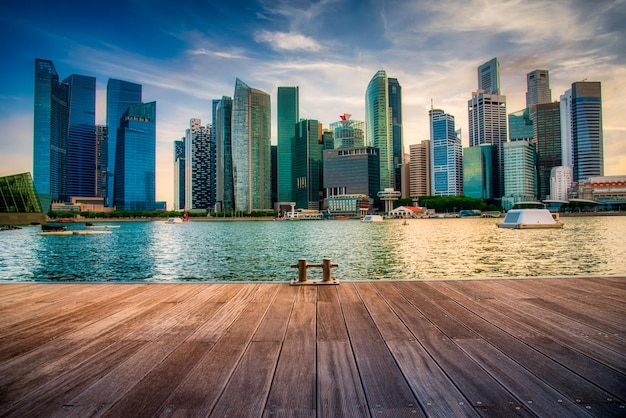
[526,69,551,107]
[388,77,403,189]
[570,81,604,181]
[96,125,108,200]
[113,102,156,211]
[106,79,142,206]
[277,86,299,203]
[430,108,463,196]
[293,120,324,210]
[323,147,380,204]
[173,139,185,210]
[365,70,394,191]
[508,108,533,142]
[215,96,234,212]
[503,140,537,208]
[232,79,271,212]
[468,58,507,198]
[329,114,364,149]
[64,74,96,199]
[533,102,561,200]
[184,118,212,210]
[409,141,430,199]
[463,145,495,200]
[33,58,68,208]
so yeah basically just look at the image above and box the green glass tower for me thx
[365,70,394,191]
[277,87,299,203]
[293,120,323,210]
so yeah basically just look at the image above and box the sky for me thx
[1,0,625,209]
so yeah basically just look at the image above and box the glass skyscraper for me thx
[503,140,537,208]
[185,118,213,210]
[508,108,533,142]
[366,70,394,191]
[323,147,380,205]
[113,102,156,211]
[463,145,494,200]
[571,82,604,181]
[329,114,364,149]
[106,79,142,207]
[430,109,462,196]
[388,77,403,189]
[293,120,324,210]
[64,74,96,199]
[215,96,234,212]
[232,79,271,212]
[96,125,108,200]
[33,59,68,207]
[277,86,299,203]
[478,57,500,94]
[533,102,561,200]
[173,139,185,210]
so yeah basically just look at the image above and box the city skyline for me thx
[1,0,624,209]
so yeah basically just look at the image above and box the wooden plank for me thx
[340,283,423,417]
[157,284,285,417]
[391,282,536,416]
[366,282,480,417]
[317,286,369,418]
[264,286,317,417]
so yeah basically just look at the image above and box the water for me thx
[1,217,625,282]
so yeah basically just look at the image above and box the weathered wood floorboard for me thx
[0,277,624,418]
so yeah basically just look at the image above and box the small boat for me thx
[41,224,67,232]
[85,223,120,229]
[37,230,112,236]
[362,215,384,223]
[497,209,562,229]
[165,217,184,224]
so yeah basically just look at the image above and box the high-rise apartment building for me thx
[388,77,403,189]
[526,69,551,107]
[293,120,324,210]
[503,140,537,208]
[184,118,213,210]
[96,125,107,200]
[366,70,395,191]
[106,79,142,206]
[215,96,234,212]
[430,109,462,196]
[232,79,271,212]
[277,87,299,203]
[329,114,364,149]
[533,102,561,200]
[113,102,156,211]
[463,145,495,200]
[468,58,507,198]
[571,82,604,181]
[409,141,430,199]
[173,139,185,210]
[64,74,96,200]
[33,59,68,208]
[560,89,573,167]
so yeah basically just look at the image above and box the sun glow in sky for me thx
[1,0,624,208]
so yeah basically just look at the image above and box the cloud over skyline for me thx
[1,0,624,207]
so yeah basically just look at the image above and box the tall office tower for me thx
[503,141,537,207]
[173,139,185,210]
[526,69,551,107]
[323,147,380,202]
[63,74,96,199]
[277,86,299,203]
[366,70,394,191]
[430,109,463,196]
[113,102,156,211]
[549,166,573,201]
[409,141,430,199]
[571,82,604,181]
[508,108,533,142]
[560,89,573,167]
[478,57,500,94]
[184,118,213,210]
[463,145,495,200]
[95,125,108,199]
[232,79,271,212]
[388,77,403,189]
[330,114,364,149]
[533,102,561,200]
[215,96,234,212]
[33,59,69,208]
[106,79,142,207]
[292,120,324,210]
[468,58,507,198]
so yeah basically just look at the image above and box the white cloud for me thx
[254,30,323,52]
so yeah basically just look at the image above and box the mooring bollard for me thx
[290,258,339,286]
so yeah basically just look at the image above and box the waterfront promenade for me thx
[0,277,624,417]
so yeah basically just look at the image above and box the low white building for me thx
[388,205,425,218]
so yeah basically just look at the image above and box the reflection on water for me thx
[1,216,625,282]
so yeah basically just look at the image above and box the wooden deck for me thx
[0,277,624,417]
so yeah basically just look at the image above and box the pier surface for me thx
[0,277,624,417]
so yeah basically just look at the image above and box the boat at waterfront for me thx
[85,223,120,229]
[41,224,67,232]
[497,209,563,229]
[166,217,185,224]
[37,230,113,236]
[362,214,384,223]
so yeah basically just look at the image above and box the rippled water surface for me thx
[1,216,625,282]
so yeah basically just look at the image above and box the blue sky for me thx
[1,0,625,207]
